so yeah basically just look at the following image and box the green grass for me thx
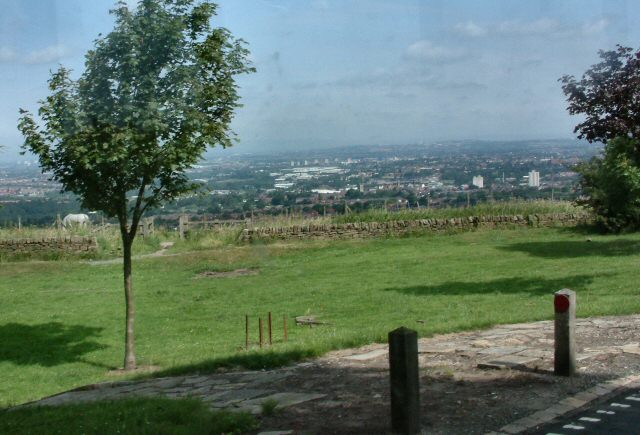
[1,226,640,408]
[0,397,257,435]
[332,199,583,224]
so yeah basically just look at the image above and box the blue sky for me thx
[0,0,637,161]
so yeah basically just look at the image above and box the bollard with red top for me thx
[554,288,576,376]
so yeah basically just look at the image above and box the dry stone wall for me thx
[241,213,592,242]
[0,236,98,256]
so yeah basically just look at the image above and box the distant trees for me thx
[561,46,640,231]
[18,0,253,369]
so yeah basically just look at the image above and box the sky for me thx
[0,0,638,161]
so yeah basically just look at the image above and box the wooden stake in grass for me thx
[245,315,249,351]
[268,312,273,345]
[259,318,264,348]
[283,314,288,342]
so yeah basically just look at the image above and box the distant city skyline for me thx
[1,0,637,162]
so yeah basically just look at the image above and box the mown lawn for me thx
[2,227,640,407]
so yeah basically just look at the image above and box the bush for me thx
[576,137,640,232]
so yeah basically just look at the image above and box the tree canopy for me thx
[18,0,254,369]
[19,0,254,222]
[560,45,640,144]
[561,46,640,231]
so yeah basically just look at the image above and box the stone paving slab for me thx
[344,349,388,360]
[477,346,528,356]
[478,355,541,370]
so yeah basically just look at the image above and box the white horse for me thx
[62,213,91,228]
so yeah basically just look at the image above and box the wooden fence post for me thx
[245,315,250,350]
[259,318,264,348]
[283,314,288,342]
[179,215,188,239]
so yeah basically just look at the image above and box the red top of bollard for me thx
[554,294,571,313]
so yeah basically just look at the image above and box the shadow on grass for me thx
[500,238,640,259]
[0,397,258,434]
[0,322,107,367]
[146,348,321,380]
[383,274,603,297]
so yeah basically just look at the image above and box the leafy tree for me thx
[560,46,640,230]
[560,45,640,144]
[18,0,254,370]
[344,188,362,199]
[575,137,640,231]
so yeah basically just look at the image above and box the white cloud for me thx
[259,0,288,12]
[405,40,466,62]
[454,17,610,39]
[0,47,16,62]
[454,21,487,37]
[497,18,560,36]
[312,0,330,10]
[582,18,609,34]
[23,45,69,65]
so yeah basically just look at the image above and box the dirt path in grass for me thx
[86,241,177,265]
[26,315,640,434]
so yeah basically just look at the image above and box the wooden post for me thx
[389,327,420,434]
[179,215,188,239]
[268,312,273,345]
[140,219,147,239]
[259,318,264,348]
[56,213,62,231]
[245,315,250,350]
[554,288,576,376]
[18,216,21,231]
[283,315,288,342]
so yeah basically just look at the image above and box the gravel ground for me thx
[257,316,640,434]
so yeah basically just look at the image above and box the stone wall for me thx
[0,236,98,256]
[241,213,592,242]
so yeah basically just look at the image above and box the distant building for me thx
[472,175,484,189]
[528,170,540,187]
[312,188,340,194]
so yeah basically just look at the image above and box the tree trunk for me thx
[123,236,136,370]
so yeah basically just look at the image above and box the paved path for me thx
[33,369,325,415]
[23,315,640,433]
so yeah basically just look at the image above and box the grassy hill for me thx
[1,224,640,407]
